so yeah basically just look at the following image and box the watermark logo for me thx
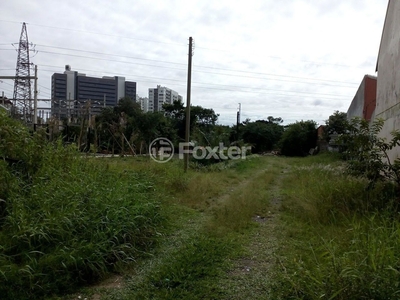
[149,138,251,163]
[149,138,174,163]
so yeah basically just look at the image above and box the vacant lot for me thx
[45,152,400,300]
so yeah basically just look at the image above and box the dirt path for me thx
[219,165,288,299]
[69,158,289,300]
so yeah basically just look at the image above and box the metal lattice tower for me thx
[13,22,33,121]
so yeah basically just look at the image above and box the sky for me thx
[0,0,389,126]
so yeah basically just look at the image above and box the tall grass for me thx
[272,155,400,299]
[0,114,164,299]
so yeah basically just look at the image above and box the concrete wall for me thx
[347,75,377,121]
[375,0,400,162]
[347,77,366,120]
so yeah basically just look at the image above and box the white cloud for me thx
[0,0,388,126]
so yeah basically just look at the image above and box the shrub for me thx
[279,120,317,157]
[340,117,400,198]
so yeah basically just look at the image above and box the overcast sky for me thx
[0,0,388,125]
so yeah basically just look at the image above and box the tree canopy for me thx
[241,118,284,153]
[325,111,349,140]
[279,120,317,156]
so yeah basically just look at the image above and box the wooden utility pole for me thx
[184,37,193,172]
[236,103,241,141]
[33,65,38,124]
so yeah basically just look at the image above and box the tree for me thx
[162,100,219,142]
[279,120,317,156]
[95,97,143,154]
[241,118,284,153]
[325,111,349,141]
[339,117,400,194]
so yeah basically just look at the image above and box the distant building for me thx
[136,95,149,113]
[148,85,182,112]
[51,65,137,119]
[0,96,12,112]
[347,75,377,121]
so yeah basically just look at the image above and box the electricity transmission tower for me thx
[13,22,34,121]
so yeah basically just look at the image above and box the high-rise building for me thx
[51,66,137,119]
[148,85,182,112]
[136,95,149,113]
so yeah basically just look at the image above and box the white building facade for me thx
[148,85,182,112]
[136,94,149,113]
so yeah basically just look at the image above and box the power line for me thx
[34,51,356,90]
[2,42,363,88]
[0,81,14,87]
[31,44,359,86]
[37,50,188,71]
[193,64,358,86]
[0,19,375,70]
[36,64,353,100]
[0,20,186,47]
[38,84,51,90]
[35,44,187,66]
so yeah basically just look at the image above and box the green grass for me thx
[271,154,400,299]
[0,114,166,299]
[4,115,398,300]
[85,155,278,300]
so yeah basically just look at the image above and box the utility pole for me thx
[184,37,194,172]
[33,65,38,124]
[236,103,241,141]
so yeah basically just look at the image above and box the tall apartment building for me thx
[51,65,137,118]
[136,95,149,113]
[148,85,183,112]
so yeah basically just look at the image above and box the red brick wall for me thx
[363,76,377,121]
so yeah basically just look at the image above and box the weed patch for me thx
[272,154,400,299]
[0,114,165,299]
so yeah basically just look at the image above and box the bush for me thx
[279,120,317,157]
[340,117,400,196]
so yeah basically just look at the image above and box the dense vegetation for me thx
[0,111,164,299]
[58,97,321,157]
[271,117,400,299]
[272,156,400,299]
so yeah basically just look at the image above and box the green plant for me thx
[340,118,400,196]
[279,120,317,157]
[273,215,400,300]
